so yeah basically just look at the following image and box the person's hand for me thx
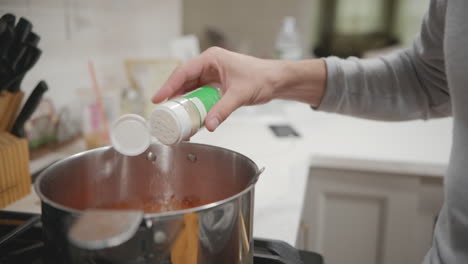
[152,47,327,131]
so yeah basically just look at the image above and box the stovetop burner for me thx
[0,211,322,264]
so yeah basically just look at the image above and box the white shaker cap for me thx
[150,101,192,145]
[110,114,151,156]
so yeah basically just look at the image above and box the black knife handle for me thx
[1,14,16,28]
[0,26,14,63]
[9,17,32,62]
[11,80,48,137]
[10,45,26,72]
[0,20,7,34]
[15,18,32,43]
[25,32,40,47]
[4,48,42,93]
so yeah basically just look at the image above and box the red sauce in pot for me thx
[95,195,211,213]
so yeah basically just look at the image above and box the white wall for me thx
[183,0,319,58]
[182,0,430,59]
[1,0,182,110]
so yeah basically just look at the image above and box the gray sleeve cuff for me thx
[315,57,344,112]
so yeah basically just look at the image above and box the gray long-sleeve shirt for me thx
[318,0,468,263]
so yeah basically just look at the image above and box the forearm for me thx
[272,59,327,107]
[315,0,449,121]
[319,48,450,121]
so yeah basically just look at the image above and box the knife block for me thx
[0,90,24,132]
[0,132,31,208]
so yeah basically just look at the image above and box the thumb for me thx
[205,91,243,131]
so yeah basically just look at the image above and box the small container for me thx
[110,86,220,156]
[149,86,220,145]
[110,114,151,156]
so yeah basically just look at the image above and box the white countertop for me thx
[4,101,453,245]
[191,101,452,244]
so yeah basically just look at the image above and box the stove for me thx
[0,211,322,264]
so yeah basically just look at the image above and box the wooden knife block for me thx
[0,90,24,132]
[0,132,31,208]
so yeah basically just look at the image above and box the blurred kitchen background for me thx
[1,0,451,264]
[1,0,428,123]
[0,0,430,150]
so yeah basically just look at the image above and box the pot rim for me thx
[34,142,262,218]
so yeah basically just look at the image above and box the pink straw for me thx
[88,60,109,141]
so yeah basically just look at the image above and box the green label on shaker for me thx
[183,86,221,112]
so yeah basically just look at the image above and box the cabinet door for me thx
[410,177,444,263]
[296,167,442,264]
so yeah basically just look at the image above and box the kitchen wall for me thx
[1,0,430,109]
[183,0,430,58]
[183,0,320,58]
[0,0,182,110]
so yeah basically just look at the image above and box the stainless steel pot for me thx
[34,143,263,264]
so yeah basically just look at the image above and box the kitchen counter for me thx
[190,101,452,244]
[4,101,453,245]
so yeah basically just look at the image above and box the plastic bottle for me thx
[110,86,221,156]
[275,16,302,60]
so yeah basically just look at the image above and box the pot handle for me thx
[250,167,265,185]
[68,209,143,250]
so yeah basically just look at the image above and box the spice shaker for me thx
[110,86,221,156]
[150,85,221,145]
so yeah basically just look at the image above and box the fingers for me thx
[152,61,202,103]
[205,91,244,131]
[152,47,242,132]
[152,47,224,103]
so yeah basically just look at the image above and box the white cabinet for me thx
[296,162,444,264]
